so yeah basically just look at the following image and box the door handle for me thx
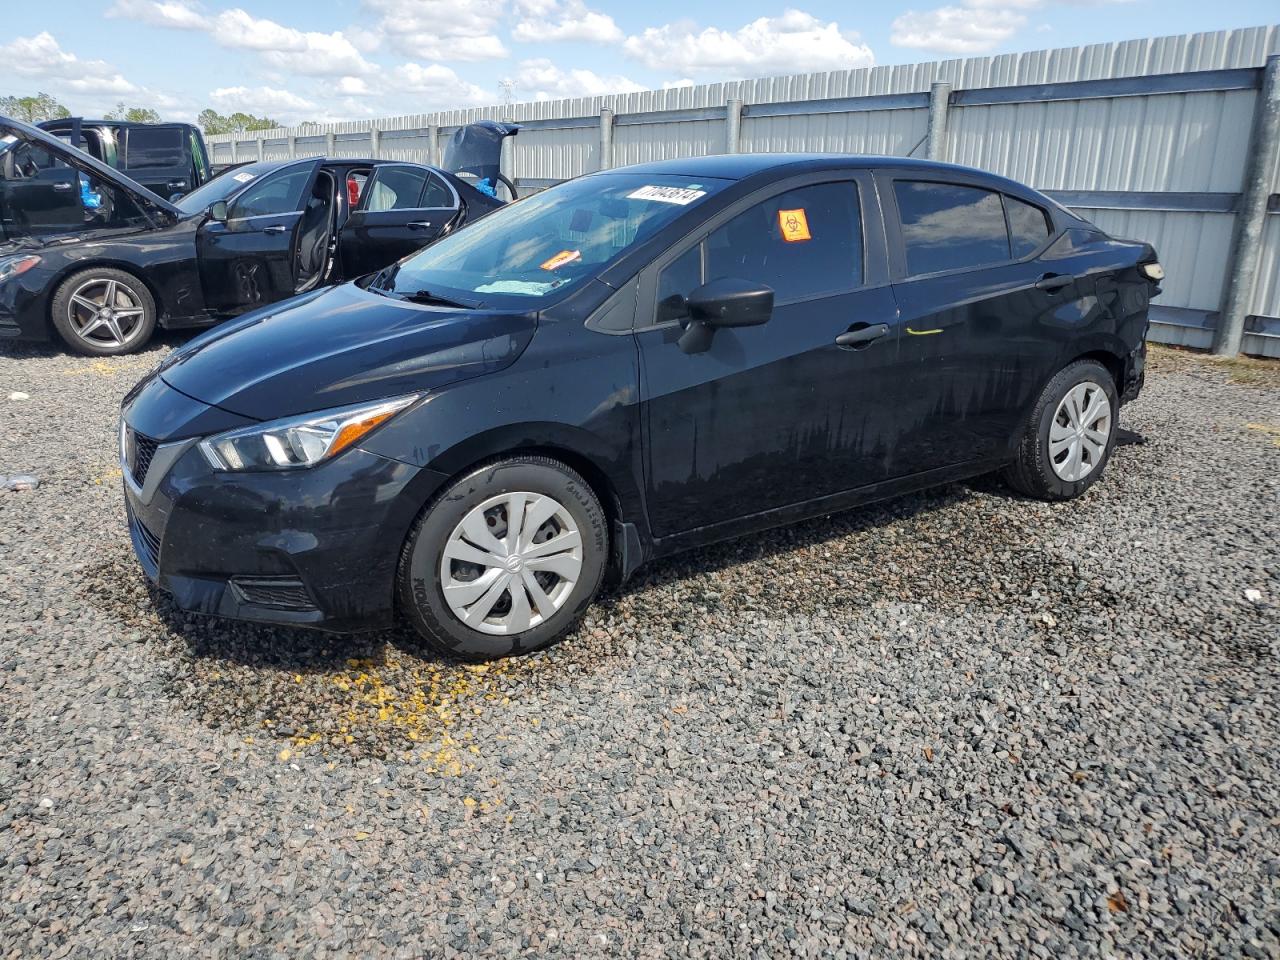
[1036,273,1073,292]
[835,323,890,349]
[261,224,288,235]
[407,221,433,230]
[52,181,74,192]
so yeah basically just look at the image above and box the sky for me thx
[3,0,1276,126]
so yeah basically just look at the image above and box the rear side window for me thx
[365,166,429,212]
[125,128,184,170]
[704,181,863,303]
[1005,195,1052,258]
[895,181,1008,276]
[421,173,454,208]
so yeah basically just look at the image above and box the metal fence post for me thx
[230,138,238,164]
[427,124,439,167]
[926,82,952,161]
[369,127,381,160]
[726,99,743,154]
[599,108,615,171]
[287,134,296,159]
[256,137,264,162]
[1213,55,1280,357]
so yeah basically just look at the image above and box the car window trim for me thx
[633,170,885,334]
[880,172,1063,283]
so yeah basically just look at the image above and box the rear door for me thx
[882,175,1078,474]
[197,159,320,315]
[636,173,906,539]
[337,164,459,278]
[0,137,82,236]
[122,125,193,197]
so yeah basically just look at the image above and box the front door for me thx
[0,137,83,237]
[636,175,905,540]
[197,160,319,315]
[337,165,459,279]
[882,176,1078,475]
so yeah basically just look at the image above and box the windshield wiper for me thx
[400,289,480,309]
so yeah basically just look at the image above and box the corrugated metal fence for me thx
[207,27,1280,357]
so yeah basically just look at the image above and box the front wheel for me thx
[397,457,608,660]
[1003,359,1118,501]
[50,268,156,356]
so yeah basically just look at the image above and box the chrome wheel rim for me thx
[1049,381,1112,482]
[439,492,583,636]
[68,278,145,348]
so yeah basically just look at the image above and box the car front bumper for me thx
[121,377,448,632]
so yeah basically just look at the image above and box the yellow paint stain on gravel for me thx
[1245,423,1280,447]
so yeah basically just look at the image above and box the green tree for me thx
[197,108,281,134]
[0,92,71,123]
[105,102,162,123]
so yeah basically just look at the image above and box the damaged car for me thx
[0,115,513,355]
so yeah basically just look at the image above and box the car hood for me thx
[158,283,538,420]
[1,114,182,220]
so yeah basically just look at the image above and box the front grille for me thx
[130,431,160,486]
[129,509,161,570]
[229,577,317,611]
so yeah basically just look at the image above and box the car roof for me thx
[42,118,198,130]
[601,153,1039,193]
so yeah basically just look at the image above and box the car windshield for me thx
[173,161,282,215]
[374,173,732,308]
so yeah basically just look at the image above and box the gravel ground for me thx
[1,336,1278,959]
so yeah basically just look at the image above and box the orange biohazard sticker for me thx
[778,208,811,242]
[540,249,581,271]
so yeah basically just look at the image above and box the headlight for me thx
[0,255,41,284]
[199,395,420,471]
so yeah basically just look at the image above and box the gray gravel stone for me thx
[0,338,1277,958]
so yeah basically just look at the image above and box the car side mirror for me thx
[209,200,228,222]
[677,278,774,354]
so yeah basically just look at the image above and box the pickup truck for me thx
[37,118,212,198]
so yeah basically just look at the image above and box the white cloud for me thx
[106,0,208,29]
[890,5,1027,53]
[388,63,493,106]
[208,85,315,115]
[513,0,623,43]
[1,32,141,97]
[623,10,874,78]
[509,59,646,100]
[362,0,508,61]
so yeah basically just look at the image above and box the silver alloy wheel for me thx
[1049,381,1112,482]
[439,491,583,636]
[67,277,146,348]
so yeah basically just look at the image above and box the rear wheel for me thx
[1003,359,1118,500]
[50,268,156,356]
[398,457,608,660]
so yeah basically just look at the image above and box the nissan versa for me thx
[118,154,1162,660]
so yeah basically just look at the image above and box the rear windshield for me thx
[125,128,184,170]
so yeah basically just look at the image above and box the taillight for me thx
[347,178,361,206]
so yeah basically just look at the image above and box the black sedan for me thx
[119,153,1162,660]
[0,115,506,354]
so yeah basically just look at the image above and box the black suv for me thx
[38,118,211,199]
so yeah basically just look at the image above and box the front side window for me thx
[365,166,429,212]
[125,128,184,170]
[655,245,701,325]
[375,172,731,309]
[704,182,863,303]
[895,181,1009,276]
[1005,195,1052,258]
[229,166,312,219]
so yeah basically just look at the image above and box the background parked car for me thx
[38,117,212,199]
[0,115,510,355]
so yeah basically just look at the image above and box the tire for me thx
[1003,359,1119,501]
[397,457,609,661]
[50,267,157,356]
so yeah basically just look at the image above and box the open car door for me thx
[337,164,461,279]
[197,158,322,315]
